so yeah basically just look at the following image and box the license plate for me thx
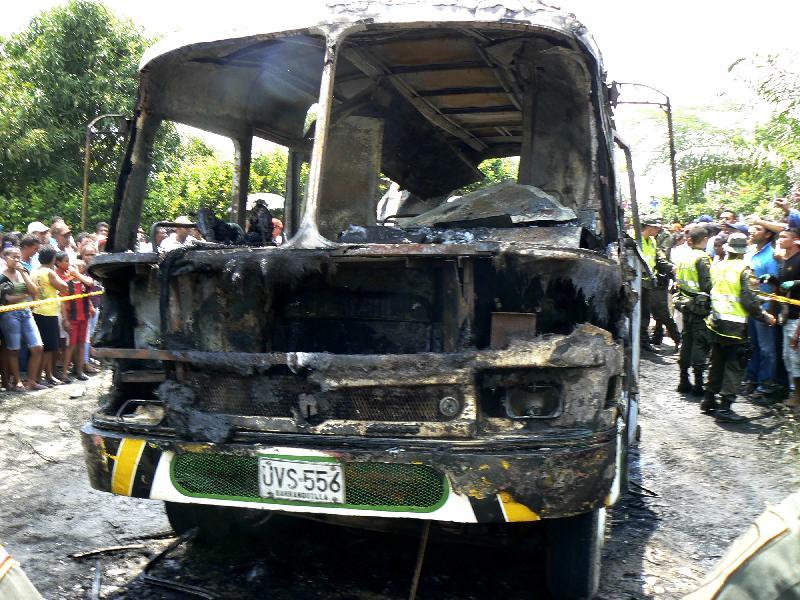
[258,458,345,504]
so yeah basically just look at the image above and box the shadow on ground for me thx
[110,513,559,599]
[598,446,660,599]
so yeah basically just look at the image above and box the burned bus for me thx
[82,2,643,596]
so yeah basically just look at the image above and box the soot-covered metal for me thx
[84,12,638,595]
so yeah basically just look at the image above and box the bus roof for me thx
[137,0,607,199]
[141,1,602,71]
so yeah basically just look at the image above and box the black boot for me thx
[700,392,717,414]
[668,327,681,353]
[690,368,705,397]
[651,325,664,346]
[677,369,692,393]
[714,397,747,423]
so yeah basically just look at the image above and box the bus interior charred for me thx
[82,3,641,596]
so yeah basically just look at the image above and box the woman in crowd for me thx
[31,247,69,385]
[0,247,45,391]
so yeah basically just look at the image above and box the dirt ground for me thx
[2,348,800,599]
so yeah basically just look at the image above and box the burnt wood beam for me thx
[417,86,506,97]
[342,47,487,153]
[439,105,518,115]
[389,61,488,74]
[459,29,525,111]
[464,120,522,129]
[335,67,495,85]
[478,135,523,144]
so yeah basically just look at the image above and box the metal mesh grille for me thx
[342,462,445,507]
[171,453,446,508]
[189,375,308,417]
[186,373,460,422]
[330,387,455,421]
[172,453,259,497]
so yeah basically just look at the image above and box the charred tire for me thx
[164,502,269,542]
[544,508,605,599]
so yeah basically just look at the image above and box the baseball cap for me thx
[725,222,749,235]
[27,221,49,233]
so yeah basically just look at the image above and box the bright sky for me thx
[3,0,798,198]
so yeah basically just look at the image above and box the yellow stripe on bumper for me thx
[498,492,540,522]
[111,439,146,496]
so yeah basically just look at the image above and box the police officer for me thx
[702,232,777,422]
[640,215,679,352]
[0,544,43,599]
[674,225,712,395]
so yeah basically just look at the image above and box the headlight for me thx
[479,370,564,419]
[503,382,562,419]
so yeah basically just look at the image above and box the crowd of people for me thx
[134,208,285,252]
[637,191,800,422]
[0,217,104,392]
[0,209,286,393]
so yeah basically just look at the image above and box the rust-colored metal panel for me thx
[490,312,538,349]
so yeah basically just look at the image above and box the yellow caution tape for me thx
[757,292,800,308]
[0,290,104,313]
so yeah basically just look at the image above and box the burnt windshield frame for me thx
[306,23,611,241]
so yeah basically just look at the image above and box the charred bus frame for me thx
[82,2,643,595]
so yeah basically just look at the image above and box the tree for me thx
[457,157,520,195]
[641,52,800,224]
[0,0,179,230]
[142,142,293,227]
[251,149,288,196]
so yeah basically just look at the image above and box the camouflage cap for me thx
[640,214,663,227]
[723,232,749,254]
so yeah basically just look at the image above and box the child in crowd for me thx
[78,243,101,373]
[61,259,95,380]
[54,252,71,378]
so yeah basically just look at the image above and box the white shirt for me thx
[669,243,691,265]
[159,233,195,252]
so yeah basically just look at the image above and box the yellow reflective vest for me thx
[707,259,749,333]
[641,236,657,272]
[675,248,708,294]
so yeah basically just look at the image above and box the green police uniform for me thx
[674,247,712,393]
[0,545,43,600]
[640,235,680,347]
[703,257,771,420]
[687,492,800,599]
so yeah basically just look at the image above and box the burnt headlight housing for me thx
[502,382,562,418]
[479,370,564,419]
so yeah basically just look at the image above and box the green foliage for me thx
[731,52,800,119]
[650,53,800,224]
[142,142,290,227]
[657,109,797,224]
[456,157,519,195]
[251,149,288,195]
[0,0,181,231]
[1,1,143,186]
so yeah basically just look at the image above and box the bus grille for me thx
[171,452,447,509]
[186,373,461,422]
